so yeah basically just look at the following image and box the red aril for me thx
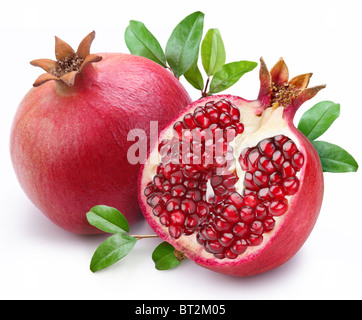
[139,58,325,276]
[10,32,192,234]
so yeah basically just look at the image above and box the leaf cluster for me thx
[125,11,257,97]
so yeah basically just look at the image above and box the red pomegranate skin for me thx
[10,53,192,234]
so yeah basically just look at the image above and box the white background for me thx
[1,0,361,300]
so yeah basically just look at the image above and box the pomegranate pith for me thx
[139,58,325,276]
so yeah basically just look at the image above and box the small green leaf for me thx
[209,60,257,94]
[152,242,186,270]
[298,101,340,141]
[201,28,226,76]
[86,205,129,234]
[90,233,137,272]
[125,20,167,67]
[165,11,204,78]
[183,62,204,90]
[312,141,359,173]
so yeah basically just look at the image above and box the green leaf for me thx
[312,141,359,173]
[183,62,204,90]
[201,28,226,76]
[298,101,340,141]
[209,60,258,94]
[90,233,137,272]
[152,242,186,270]
[86,205,129,234]
[165,11,204,78]
[125,20,167,67]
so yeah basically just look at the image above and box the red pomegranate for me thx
[10,31,192,234]
[139,58,325,276]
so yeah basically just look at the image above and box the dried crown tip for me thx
[258,57,325,109]
[31,31,102,87]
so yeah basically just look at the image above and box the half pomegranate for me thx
[139,58,325,276]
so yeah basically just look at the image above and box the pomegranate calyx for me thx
[30,31,102,87]
[257,57,326,118]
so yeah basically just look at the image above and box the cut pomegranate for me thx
[139,58,325,276]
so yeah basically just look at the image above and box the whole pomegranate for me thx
[139,58,325,276]
[10,31,192,234]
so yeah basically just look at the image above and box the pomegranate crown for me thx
[258,57,326,119]
[30,31,102,87]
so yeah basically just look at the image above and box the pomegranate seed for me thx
[269,198,288,216]
[205,240,224,254]
[283,176,299,195]
[214,216,230,232]
[159,213,170,227]
[243,194,258,208]
[225,192,244,208]
[244,172,259,190]
[282,140,298,159]
[258,188,271,201]
[269,183,285,198]
[272,150,285,169]
[273,134,289,148]
[173,121,185,139]
[170,210,186,225]
[230,239,247,255]
[235,122,244,134]
[222,174,237,188]
[219,113,233,127]
[255,204,268,220]
[181,198,196,214]
[166,198,181,212]
[169,224,183,239]
[225,249,238,259]
[186,189,202,201]
[291,152,304,169]
[250,220,263,235]
[219,233,234,247]
[171,184,186,197]
[200,225,218,241]
[253,170,269,188]
[239,147,250,171]
[196,232,206,245]
[247,148,261,172]
[183,113,197,129]
[214,99,231,113]
[170,171,183,185]
[258,156,276,174]
[229,106,240,121]
[247,234,263,246]
[152,204,165,217]
[257,139,276,157]
[196,201,210,218]
[148,192,162,207]
[161,192,172,205]
[194,110,211,128]
[221,205,239,223]
[269,172,282,184]
[205,106,219,123]
[282,161,296,178]
[185,214,199,229]
[239,206,254,224]
[144,183,155,197]
[263,217,276,231]
[232,222,249,238]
